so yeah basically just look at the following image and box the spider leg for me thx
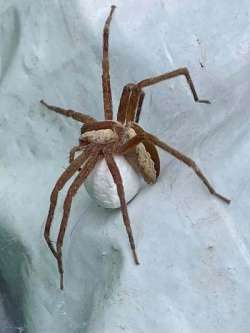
[117,84,145,124]
[69,145,84,164]
[40,100,96,124]
[44,152,88,258]
[117,134,145,153]
[117,84,133,123]
[133,123,231,204]
[117,133,161,180]
[137,67,210,104]
[102,5,116,120]
[104,149,140,265]
[117,67,207,124]
[134,91,145,123]
[82,120,122,133]
[126,86,144,122]
[56,148,100,290]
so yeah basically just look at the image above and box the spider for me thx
[41,5,230,290]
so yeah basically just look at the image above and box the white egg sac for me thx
[84,155,141,208]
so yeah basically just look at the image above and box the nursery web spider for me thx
[41,5,230,290]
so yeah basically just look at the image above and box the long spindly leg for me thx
[44,152,88,259]
[82,120,122,133]
[137,67,210,104]
[104,149,140,265]
[117,84,145,123]
[125,67,208,124]
[40,100,96,124]
[135,90,145,123]
[102,5,116,120]
[117,84,133,123]
[133,123,231,204]
[126,86,143,122]
[56,149,100,290]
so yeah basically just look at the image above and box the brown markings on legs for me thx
[104,149,140,265]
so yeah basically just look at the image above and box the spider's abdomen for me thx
[80,129,118,143]
[125,128,159,184]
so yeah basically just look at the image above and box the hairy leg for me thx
[126,86,143,122]
[117,84,133,123]
[102,5,116,120]
[56,148,100,290]
[44,152,88,258]
[132,123,230,204]
[117,134,145,153]
[119,67,208,124]
[104,149,140,265]
[117,84,145,124]
[117,133,160,178]
[82,120,122,133]
[40,100,96,124]
[135,91,145,123]
[137,67,210,104]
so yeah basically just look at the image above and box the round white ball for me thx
[84,155,141,208]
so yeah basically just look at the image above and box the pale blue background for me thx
[0,0,250,332]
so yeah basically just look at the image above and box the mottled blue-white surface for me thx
[0,0,250,332]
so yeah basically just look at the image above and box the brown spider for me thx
[41,5,230,290]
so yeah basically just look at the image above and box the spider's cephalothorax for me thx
[41,5,230,290]
[80,122,159,184]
